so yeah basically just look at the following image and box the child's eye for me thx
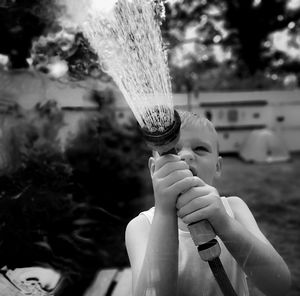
[194,146,209,153]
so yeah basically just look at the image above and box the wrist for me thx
[215,214,235,239]
[155,204,177,218]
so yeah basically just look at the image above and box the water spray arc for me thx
[81,1,237,295]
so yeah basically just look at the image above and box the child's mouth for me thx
[189,166,198,176]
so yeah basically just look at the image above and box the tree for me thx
[31,29,109,80]
[0,0,63,69]
[163,0,300,77]
[0,87,148,295]
[0,1,111,80]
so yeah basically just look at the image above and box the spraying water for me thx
[80,3,238,295]
[81,0,174,133]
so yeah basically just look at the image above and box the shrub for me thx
[0,87,150,294]
[0,100,106,295]
[65,108,150,218]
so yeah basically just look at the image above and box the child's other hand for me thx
[152,154,201,214]
[176,178,230,234]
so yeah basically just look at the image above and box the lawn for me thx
[215,155,300,296]
[108,154,300,296]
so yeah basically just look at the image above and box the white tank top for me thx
[139,197,249,296]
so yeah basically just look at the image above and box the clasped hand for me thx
[151,155,229,234]
[176,179,229,234]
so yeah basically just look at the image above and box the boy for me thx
[125,110,291,296]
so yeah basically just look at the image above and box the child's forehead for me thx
[179,124,219,149]
[180,113,216,133]
[180,123,217,140]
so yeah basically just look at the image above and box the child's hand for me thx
[176,177,230,234]
[151,154,201,214]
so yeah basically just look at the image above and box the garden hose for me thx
[196,238,238,296]
[208,256,238,296]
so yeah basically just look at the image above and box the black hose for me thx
[197,239,238,296]
[208,257,238,296]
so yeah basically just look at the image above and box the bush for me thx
[65,109,150,218]
[0,145,121,295]
[0,89,150,294]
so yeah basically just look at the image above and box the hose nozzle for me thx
[141,109,181,155]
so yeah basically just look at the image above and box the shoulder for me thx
[126,207,154,232]
[226,196,257,229]
[226,196,254,223]
[227,196,249,213]
[226,196,269,243]
[125,213,151,249]
[125,214,152,270]
[126,214,150,238]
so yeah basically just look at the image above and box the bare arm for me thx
[177,181,291,296]
[125,208,179,296]
[125,154,201,296]
[222,196,291,296]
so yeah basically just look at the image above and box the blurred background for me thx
[0,0,299,295]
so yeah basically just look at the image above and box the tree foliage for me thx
[0,0,63,69]
[2,0,300,87]
[31,29,108,80]
[163,0,300,79]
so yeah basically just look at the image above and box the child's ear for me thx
[215,156,222,178]
[148,157,155,178]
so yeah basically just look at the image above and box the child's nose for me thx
[178,148,194,163]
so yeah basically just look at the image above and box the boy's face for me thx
[174,124,221,185]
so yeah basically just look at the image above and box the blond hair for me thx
[176,109,219,153]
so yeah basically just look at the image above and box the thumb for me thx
[192,176,206,187]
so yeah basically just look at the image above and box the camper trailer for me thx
[1,69,299,157]
[182,90,300,156]
[198,99,269,154]
[114,90,300,158]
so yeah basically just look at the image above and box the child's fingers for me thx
[176,184,210,209]
[177,195,212,218]
[169,176,200,196]
[161,169,193,188]
[180,207,211,225]
[192,176,206,186]
[155,160,190,178]
[154,154,181,171]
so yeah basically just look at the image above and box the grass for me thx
[215,155,300,296]
[107,154,300,296]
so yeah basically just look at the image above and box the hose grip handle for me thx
[188,219,216,246]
